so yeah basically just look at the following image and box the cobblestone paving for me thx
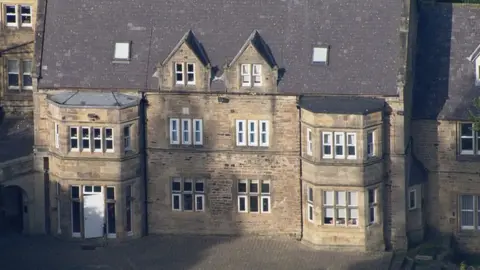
[0,234,393,270]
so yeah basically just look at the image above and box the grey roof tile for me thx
[413,3,480,120]
[38,0,403,95]
[299,96,385,115]
[47,91,139,108]
[0,117,34,163]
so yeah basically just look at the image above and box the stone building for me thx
[0,0,36,114]
[413,2,480,253]
[0,0,426,252]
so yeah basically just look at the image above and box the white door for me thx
[83,193,105,239]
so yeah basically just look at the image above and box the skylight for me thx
[312,47,329,65]
[114,42,130,60]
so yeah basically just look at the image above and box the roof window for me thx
[114,42,131,62]
[312,46,329,65]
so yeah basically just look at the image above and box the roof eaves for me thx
[467,43,480,62]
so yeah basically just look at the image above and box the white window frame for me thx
[306,128,313,156]
[54,123,60,149]
[81,127,91,152]
[181,119,192,145]
[460,123,475,155]
[259,120,269,147]
[114,42,130,60]
[175,63,184,85]
[125,185,133,235]
[236,120,247,146]
[105,127,114,153]
[334,132,345,159]
[123,125,131,151]
[238,180,248,212]
[252,64,262,86]
[312,47,329,64]
[69,127,79,151]
[22,60,32,90]
[194,179,205,212]
[368,188,378,225]
[241,64,251,87]
[460,194,475,230]
[7,59,19,90]
[261,180,271,213]
[105,186,116,239]
[307,187,314,223]
[193,119,203,145]
[248,120,258,146]
[186,63,195,85]
[171,178,182,211]
[20,5,32,27]
[322,132,333,159]
[93,127,102,152]
[323,190,358,226]
[346,132,356,159]
[409,188,417,210]
[170,118,180,145]
[56,183,61,234]
[70,185,81,238]
[367,131,375,157]
[5,5,17,27]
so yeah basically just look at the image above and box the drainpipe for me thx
[297,95,303,241]
[139,92,148,236]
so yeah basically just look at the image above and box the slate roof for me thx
[413,3,480,120]
[37,0,403,95]
[47,91,139,108]
[0,117,34,163]
[299,96,385,115]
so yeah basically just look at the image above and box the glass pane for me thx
[324,145,331,155]
[348,146,355,156]
[173,195,180,209]
[336,191,346,205]
[324,207,334,224]
[176,63,183,72]
[106,140,113,149]
[336,208,346,225]
[261,182,269,193]
[369,206,375,223]
[105,128,113,138]
[335,146,343,155]
[324,191,334,205]
[171,120,177,130]
[242,64,249,74]
[94,138,101,149]
[72,201,81,233]
[462,195,474,210]
[187,64,194,72]
[123,126,129,137]
[172,130,178,142]
[308,205,313,220]
[8,60,18,72]
[348,192,358,206]
[238,182,247,193]
[462,211,474,227]
[71,139,78,148]
[126,199,132,231]
[22,61,32,73]
[107,203,116,234]
[250,182,258,193]
[8,74,19,86]
[347,134,354,144]
[195,181,204,192]
[250,196,259,212]
[21,6,31,14]
[262,197,269,212]
[171,180,181,191]
[349,209,358,225]
[184,180,192,192]
[6,6,15,13]
[183,194,193,210]
[196,196,203,211]
[461,123,473,136]
[308,188,313,201]
[367,132,373,144]
[106,187,114,200]
[23,75,32,87]
[368,189,375,204]
[84,186,92,192]
[71,186,79,199]
[323,133,330,144]
[93,186,101,192]
[461,138,473,151]
[239,197,246,211]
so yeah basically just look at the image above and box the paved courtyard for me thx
[0,234,393,270]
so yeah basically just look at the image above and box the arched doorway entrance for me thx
[0,185,28,234]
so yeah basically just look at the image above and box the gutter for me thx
[139,92,148,236]
[296,95,303,241]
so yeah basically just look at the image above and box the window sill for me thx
[456,155,480,162]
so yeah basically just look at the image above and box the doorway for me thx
[83,186,104,239]
[0,185,27,234]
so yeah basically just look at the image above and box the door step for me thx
[80,237,106,250]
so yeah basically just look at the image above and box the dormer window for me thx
[241,64,262,87]
[175,62,195,86]
[312,46,329,65]
[5,5,32,27]
[476,59,480,86]
[114,42,130,62]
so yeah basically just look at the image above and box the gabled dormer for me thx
[159,30,210,91]
[225,30,279,93]
[467,45,480,86]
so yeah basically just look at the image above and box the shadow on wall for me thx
[412,3,452,241]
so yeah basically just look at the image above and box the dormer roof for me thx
[162,30,210,67]
[229,30,277,68]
